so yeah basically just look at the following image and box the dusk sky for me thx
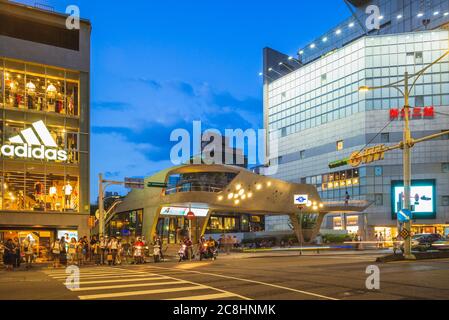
[17,0,350,201]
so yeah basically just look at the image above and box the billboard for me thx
[391,180,436,220]
[160,207,209,217]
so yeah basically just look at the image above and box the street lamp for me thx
[359,48,449,260]
[279,62,294,72]
[268,67,283,76]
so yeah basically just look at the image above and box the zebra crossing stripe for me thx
[70,280,187,292]
[68,276,169,286]
[78,285,207,300]
[166,292,239,300]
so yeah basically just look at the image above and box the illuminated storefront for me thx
[0,2,91,256]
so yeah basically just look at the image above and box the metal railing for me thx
[165,184,224,194]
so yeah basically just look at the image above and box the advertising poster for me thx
[391,180,436,220]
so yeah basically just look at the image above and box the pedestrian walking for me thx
[51,238,61,268]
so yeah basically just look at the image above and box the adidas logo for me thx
[1,120,68,161]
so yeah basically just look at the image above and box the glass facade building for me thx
[264,7,449,239]
[0,2,91,256]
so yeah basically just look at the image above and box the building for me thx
[263,0,449,240]
[0,1,91,255]
[105,163,357,247]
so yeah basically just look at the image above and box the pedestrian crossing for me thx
[42,266,248,300]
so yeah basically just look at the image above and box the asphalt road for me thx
[1,253,449,300]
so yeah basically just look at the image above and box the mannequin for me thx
[49,183,57,211]
[34,181,44,202]
[63,182,73,210]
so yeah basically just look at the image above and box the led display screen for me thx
[391,180,436,220]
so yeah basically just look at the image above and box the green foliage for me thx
[322,234,353,244]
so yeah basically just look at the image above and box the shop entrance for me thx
[156,217,201,245]
[0,229,53,262]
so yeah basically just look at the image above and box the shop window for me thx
[1,61,79,117]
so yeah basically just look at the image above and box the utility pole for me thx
[402,72,415,260]
[98,173,104,236]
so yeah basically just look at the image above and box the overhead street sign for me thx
[147,182,167,188]
[124,177,145,189]
[294,194,309,205]
[397,209,413,223]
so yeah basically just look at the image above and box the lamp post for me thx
[359,49,449,260]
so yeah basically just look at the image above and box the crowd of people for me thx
[0,235,152,271]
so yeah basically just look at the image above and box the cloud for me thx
[90,78,263,201]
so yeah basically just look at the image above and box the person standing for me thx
[99,236,106,265]
[76,239,84,266]
[3,239,15,271]
[59,237,67,267]
[90,236,97,262]
[51,238,61,268]
[13,237,21,269]
[108,237,118,266]
[22,237,34,270]
[67,238,77,265]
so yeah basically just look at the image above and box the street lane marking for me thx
[114,267,250,301]
[138,266,339,300]
[67,276,169,286]
[49,272,152,279]
[78,285,207,300]
[167,292,238,300]
[70,280,186,292]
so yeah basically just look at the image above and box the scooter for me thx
[153,244,162,263]
[133,245,144,264]
[199,243,218,261]
[178,244,188,262]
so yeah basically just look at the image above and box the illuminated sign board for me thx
[389,106,435,120]
[57,230,78,241]
[391,180,436,220]
[1,121,67,162]
[160,207,209,217]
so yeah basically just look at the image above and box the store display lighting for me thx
[227,193,234,200]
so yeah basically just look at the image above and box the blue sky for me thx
[17,0,350,201]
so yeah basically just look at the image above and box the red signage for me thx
[390,106,434,120]
[186,211,195,220]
